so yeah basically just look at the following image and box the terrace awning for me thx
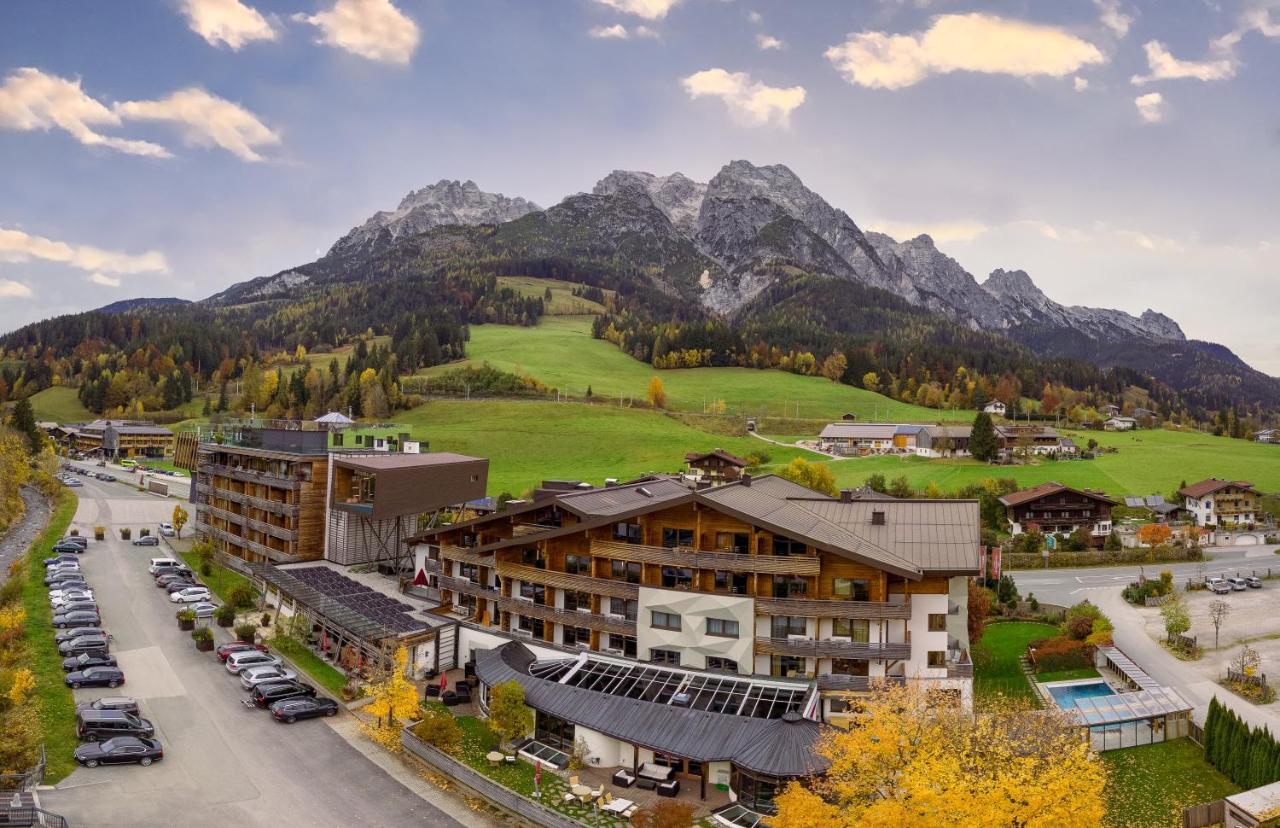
[1073,686,1192,726]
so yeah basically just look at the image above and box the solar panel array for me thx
[288,567,428,634]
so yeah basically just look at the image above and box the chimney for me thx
[871,510,886,526]
[840,489,853,502]
[741,473,752,486]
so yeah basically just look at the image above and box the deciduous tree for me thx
[1137,523,1172,548]
[1161,592,1190,641]
[646,376,666,409]
[172,504,188,539]
[1209,599,1230,649]
[488,680,533,749]
[363,646,420,731]
[821,351,848,383]
[777,458,838,497]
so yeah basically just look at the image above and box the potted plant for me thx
[176,608,196,631]
[94,526,105,541]
[260,613,271,627]
[192,626,215,651]
[214,605,236,628]
[140,528,150,538]
[69,528,80,537]
[120,528,132,540]
[234,624,258,643]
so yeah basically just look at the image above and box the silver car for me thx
[239,665,298,691]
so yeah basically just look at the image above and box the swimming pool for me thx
[1045,680,1116,710]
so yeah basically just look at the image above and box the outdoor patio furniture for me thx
[441,690,458,706]
[611,769,636,787]
[424,685,440,698]
[657,779,680,798]
[504,755,516,764]
[456,683,472,701]
[486,751,504,765]
[603,797,636,815]
[636,777,656,791]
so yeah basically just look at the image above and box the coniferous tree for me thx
[9,396,42,454]
[970,412,999,462]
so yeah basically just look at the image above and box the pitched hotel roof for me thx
[1178,478,1255,498]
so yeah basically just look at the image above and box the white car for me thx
[169,587,212,603]
[51,591,95,608]
[225,652,282,674]
[239,665,298,690]
[158,523,175,537]
[190,602,217,619]
[49,587,94,602]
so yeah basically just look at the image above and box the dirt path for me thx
[749,430,836,458]
[0,487,52,582]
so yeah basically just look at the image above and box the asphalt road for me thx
[40,477,467,827]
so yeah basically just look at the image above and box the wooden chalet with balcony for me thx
[999,482,1117,547]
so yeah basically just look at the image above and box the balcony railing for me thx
[195,520,302,564]
[197,503,297,543]
[591,540,821,576]
[755,637,911,660]
[815,674,907,692]
[202,463,302,491]
[439,545,492,566]
[498,595,636,636]
[497,562,641,601]
[755,596,911,619]
[195,482,300,518]
[947,662,974,679]
[436,574,499,601]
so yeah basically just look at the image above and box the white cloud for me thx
[87,272,121,288]
[756,34,785,51]
[0,68,170,158]
[1134,92,1166,123]
[589,24,630,39]
[871,219,990,244]
[1093,0,1134,38]
[114,88,280,163]
[295,0,419,65]
[181,0,276,49]
[1131,41,1236,84]
[1073,76,1089,92]
[747,11,762,25]
[592,0,681,20]
[0,227,168,275]
[634,25,659,38]
[0,279,33,299]
[681,68,805,127]
[1215,6,1280,51]
[824,13,1106,90]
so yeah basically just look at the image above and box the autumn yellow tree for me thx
[772,683,1106,828]
[777,458,838,497]
[646,376,667,409]
[1137,523,1172,548]
[821,351,848,383]
[172,503,189,539]
[363,646,420,732]
[6,667,35,707]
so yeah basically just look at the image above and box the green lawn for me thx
[972,621,1058,705]
[388,399,811,497]
[28,386,94,423]
[421,316,960,423]
[1102,739,1239,828]
[19,488,80,783]
[269,636,347,695]
[176,548,253,604]
[497,276,609,315]
[1038,667,1101,683]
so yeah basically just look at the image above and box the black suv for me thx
[251,681,318,709]
[76,709,155,741]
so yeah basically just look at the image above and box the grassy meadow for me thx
[28,386,94,423]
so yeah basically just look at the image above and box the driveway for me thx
[40,477,470,828]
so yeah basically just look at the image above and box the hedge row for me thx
[1004,546,1204,570]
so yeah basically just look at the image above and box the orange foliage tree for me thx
[1137,523,1172,548]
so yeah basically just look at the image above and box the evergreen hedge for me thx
[1204,696,1280,789]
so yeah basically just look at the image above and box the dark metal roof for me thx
[477,642,828,778]
[248,563,431,642]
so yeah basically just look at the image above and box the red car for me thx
[216,642,268,663]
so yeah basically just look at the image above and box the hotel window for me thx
[772,535,805,556]
[706,618,740,638]
[661,528,694,548]
[928,613,947,632]
[564,626,590,647]
[564,554,591,575]
[771,616,806,638]
[651,610,681,631]
[927,650,947,668]
[706,656,738,673]
[613,522,642,544]
[520,548,544,568]
[458,564,480,584]
[714,571,749,594]
[607,634,637,657]
[833,618,870,643]
[772,575,808,598]
[770,655,805,678]
[831,658,869,676]
[833,578,870,601]
[651,648,681,666]
[661,566,693,589]
[608,597,637,621]
[716,532,750,554]
[610,560,642,584]
[519,582,546,604]
[517,616,545,638]
[563,591,591,612]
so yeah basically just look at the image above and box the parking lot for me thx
[41,476,471,827]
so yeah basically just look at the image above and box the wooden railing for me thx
[815,674,907,692]
[201,463,302,491]
[195,520,302,564]
[198,502,297,543]
[195,482,300,517]
[439,545,492,566]
[435,574,499,601]
[498,595,636,636]
[755,596,911,619]
[755,637,911,660]
[591,541,821,576]
[496,562,640,601]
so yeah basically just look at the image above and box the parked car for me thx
[44,552,81,567]
[56,626,105,644]
[54,600,98,616]
[270,696,339,723]
[216,642,269,662]
[46,571,87,587]
[170,587,212,603]
[132,536,160,547]
[47,580,89,595]
[73,736,163,768]
[1228,577,1248,591]
[76,709,154,741]
[163,580,203,594]
[51,589,94,605]
[239,665,298,691]
[63,652,118,672]
[65,479,83,488]
[59,635,111,656]
[66,666,125,689]
[156,573,198,588]
[148,558,184,576]
[159,522,175,536]
[189,602,217,620]
[76,696,140,717]
[46,561,81,573]
[250,680,317,708]
[1246,576,1263,588]
[1208,578,1231,594]
[53,611,102,629]
[58,536,89,547]
[225,651,282,674]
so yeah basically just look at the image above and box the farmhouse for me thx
[684,449,749,484]
[818,422,973,457]
[1254,429,1279,444]
[410,474,980,814]
[1104,416,1137,431]
[915,425,972,458]
[1178,478,1258,528]
[995,424,1071,456]
[982,400,1007,416]
[1100,404,1121,417]
[999,482,1116,547]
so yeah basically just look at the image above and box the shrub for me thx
[1031,638,1093,673]
[412,707,462,755]
[94,526,105,540]
[234,624,257,643]
[227,584,258,610]
[120,528,132,540]
[191,626,213,644]
[176,608,196,622]
[139,528,150,537]
[632,800,697,828]
[214,605,236,625]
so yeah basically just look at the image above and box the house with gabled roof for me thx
[999,482,1117,547]
[1178,479,1258,527]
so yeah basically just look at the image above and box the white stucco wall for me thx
[636,587,754,671]
[905,592,949,679]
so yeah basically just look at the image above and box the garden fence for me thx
[1227,668,1268,695]
[1181,798,1225,828]
[1188,720,1204,746]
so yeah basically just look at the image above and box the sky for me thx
[1,0,1277,372]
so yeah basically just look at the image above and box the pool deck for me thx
[1037,676,1122,710]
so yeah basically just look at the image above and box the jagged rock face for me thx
[329,179,539,259]
[593,171,706,235]
[866,232,1003,329]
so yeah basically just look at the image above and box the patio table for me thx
[486,751,504,764]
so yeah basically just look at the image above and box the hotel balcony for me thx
[755,596,911,619]
[499,595,637,636]
[195,482,300,518]
[198,503,297,543]
[590,540,821,576]
[202,463,302,491]
[195,520,302,564]
[755,637,912,660]
[816,674,907,692]
[496,562,640,601]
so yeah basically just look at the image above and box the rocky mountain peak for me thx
[1139,309,1185,341]
[982,268,1048,304]
[593,170,706,235]
[328,179,539,259]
